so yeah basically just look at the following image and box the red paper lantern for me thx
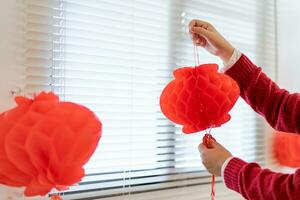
[0,92,102,196]
[160,64,240,133]
[273,131,300,168]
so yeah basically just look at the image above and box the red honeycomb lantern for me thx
[160,64,240,133]
[273,131,300,168]
[0,92,102,197]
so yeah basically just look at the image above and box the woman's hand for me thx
[189,19,234,64]
[198,141,232,176]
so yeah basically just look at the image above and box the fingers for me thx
[191,33,207,47]
[198,141,221,153]
[191,33,206,46]
[198,143,206,153]
[191,27,211,39]
[210,141,221,148]
[189,19,213,46]
[198,142,217,152]
[188,19,211,32]
[188,19,196,31]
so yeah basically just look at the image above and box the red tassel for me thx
[203,133,216,200]
[50,195,63,200]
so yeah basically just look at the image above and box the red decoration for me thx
[202,133,216,200]
[0,92,102,197]
[203,133,216,148]
[50,195,63,200]
[273,131,300,168]
[160,64,240,133]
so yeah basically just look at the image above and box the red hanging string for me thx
[194,44,216,199]
[211,174,215,200]
[193,45,200,66]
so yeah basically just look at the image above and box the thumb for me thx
[198,143,207,153]
[210,141,220,148]
[192,27,212,39]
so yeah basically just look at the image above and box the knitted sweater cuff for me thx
[225,54,257,89]
[224,157,248,192]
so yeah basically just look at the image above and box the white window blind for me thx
[22,0,276,199]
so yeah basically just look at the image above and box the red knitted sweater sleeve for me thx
[225,54,300,133]
[223,55,300,199]
[224,157,300,200]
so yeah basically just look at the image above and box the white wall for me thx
[0,0,22,112]
[0,1,42,199]
[277,0,300,92]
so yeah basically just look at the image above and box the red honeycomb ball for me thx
[160,64,240,133]
[0,92,101,196]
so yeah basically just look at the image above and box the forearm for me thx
[224,54,300,133]
[224,157,300,200]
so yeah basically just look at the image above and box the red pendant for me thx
[51,195,63,200]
